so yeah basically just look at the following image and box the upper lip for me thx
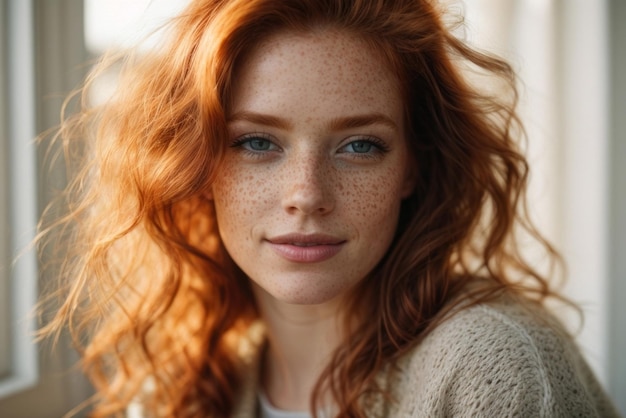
[266,233,345,245]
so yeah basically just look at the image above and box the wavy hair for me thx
[39,0,564,416]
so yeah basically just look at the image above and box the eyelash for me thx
[229,133,390,160]
[230,133,280,158]
[339,136,390,158]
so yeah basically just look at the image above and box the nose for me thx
[281,153,335,216]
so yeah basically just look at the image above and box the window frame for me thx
[0,0,40,398]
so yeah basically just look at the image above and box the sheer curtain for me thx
[462,0,611,388]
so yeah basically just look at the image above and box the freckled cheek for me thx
[341,167,405,229]
[213,166,273,229]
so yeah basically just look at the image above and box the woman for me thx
[40,0,620,417]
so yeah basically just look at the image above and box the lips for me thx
[266,233,346,263]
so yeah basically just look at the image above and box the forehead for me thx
[230,29,404,118]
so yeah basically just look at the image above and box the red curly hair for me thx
[39,0,563,416]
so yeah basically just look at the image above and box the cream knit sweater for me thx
[231,296,621,418]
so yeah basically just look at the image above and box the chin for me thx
[274,292,340,306]
[253,276,353,306]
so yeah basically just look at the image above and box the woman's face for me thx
[212,29,414,305]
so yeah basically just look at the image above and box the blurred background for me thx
[0,0,624,416]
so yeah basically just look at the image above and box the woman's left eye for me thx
[338,138,389,156]
[344,141,374,153]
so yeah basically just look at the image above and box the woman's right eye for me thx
[245,138,273,151]
[230,134,280,154]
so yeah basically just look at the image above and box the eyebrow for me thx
[328,113,399,132]
[228,111,292,130]
[228,111,399,132]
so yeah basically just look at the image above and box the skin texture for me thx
[213,29,413,305]
[211,29,415,409]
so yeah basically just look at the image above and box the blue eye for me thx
[338,137,389,158]
[231,133,280,154]
[345,140,374,153]
[246,138,272,151]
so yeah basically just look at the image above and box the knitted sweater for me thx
[231,296,621,418]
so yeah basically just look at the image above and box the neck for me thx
[253,286,348,412]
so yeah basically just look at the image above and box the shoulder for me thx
[388,295,620,417]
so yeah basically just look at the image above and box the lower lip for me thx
[267,242,345,263]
